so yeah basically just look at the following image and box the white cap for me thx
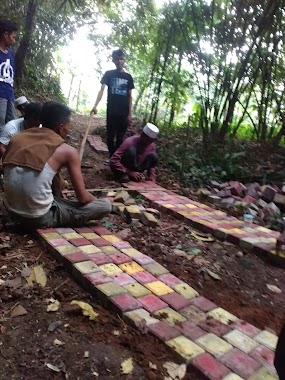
[142,123,159,139]
[15,96,29,106]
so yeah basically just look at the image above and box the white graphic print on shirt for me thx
[0,59,14,86]
[110,77,128,96]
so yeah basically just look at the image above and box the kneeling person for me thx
[110,123,159,182]
[3,101,111,229]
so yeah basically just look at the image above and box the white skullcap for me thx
[142,123,159,139]
[15,96,29,106]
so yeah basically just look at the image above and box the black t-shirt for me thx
[101,69,134,116]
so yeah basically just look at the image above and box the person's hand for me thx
[128,171,144,182]
[126,115,132,126]
[90,106,98,115]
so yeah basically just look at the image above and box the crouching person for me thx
[2,101,111,229]
[110,123,159,183]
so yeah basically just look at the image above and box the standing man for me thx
[90,49,134,159]
[0,19,18,131]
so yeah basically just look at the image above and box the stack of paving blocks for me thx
[123,182,284,265]
[38,225,278,379]
[108,189,160,227]
[87,135,109,153]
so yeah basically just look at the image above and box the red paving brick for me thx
[160,292,191,311]
[176,321,206,341]
[220,348,261,378]
[249,345,275,371]
[192,353,231,380]
[190,296,217,312]
[137,294,168,313]
[158,273,183,287]
[85,272,113,285]
[131,271,157,284]
[89,252,112,265]
[147,321,180,341]
[198,318,232,337]
[111,293,141,312]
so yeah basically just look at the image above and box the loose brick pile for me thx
[87,135,108,153]
[38,220,278,379]
[124,182,285,265]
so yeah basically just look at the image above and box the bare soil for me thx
[1,114,284,380]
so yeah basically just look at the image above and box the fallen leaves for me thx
[163,362,186,379]
[121,357,134,374]
[46,298,60,312]
[26,265,47,287]
[70,300,99,320]
[11,304,28,317]
[266,284,282,294]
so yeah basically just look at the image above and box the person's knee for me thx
[90,198,112,217]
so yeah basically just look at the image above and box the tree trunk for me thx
[15,0,38,83]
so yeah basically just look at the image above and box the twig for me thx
[54,279,69,292]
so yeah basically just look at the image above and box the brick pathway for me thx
[123,181,284,265]
[38,223,278,379]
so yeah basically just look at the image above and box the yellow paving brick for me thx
[80,233,100,239]
[119,261,145,275]
[121,248,143,257]
[124,283,151,298]
[96,282,126,297]
[190,212,204,216]
[41,232,61,239]
[101,246,120,255]
[228,228,245,234]
[145,281,174,296]
[185,204,198,209]
[254,330,278,351]
[124,308,158,325]
[163,204,175,208]
[178,211,193,216]
[207,307,239,325]
[255,226,272,233]
[101,235,122,243]
[222,374,244,380]
[173,283,199,299]
[224,330,258,353]
[74,261,99,274]
[62,232,82,239]
[100,263,123,276]
[154,307,186,326]
[166,336,204,362]
[248,367,278,380]
[79,245,102,254]
[196,333,233,358]
[56,245,80,255]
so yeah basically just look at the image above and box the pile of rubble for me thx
[199,180,285,227]
[107,190,160,227]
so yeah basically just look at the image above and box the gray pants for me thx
[0,97,16,131]
[10,196,112,230]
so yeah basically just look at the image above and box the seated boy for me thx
[110,123,159,183]
[3,101,111,229]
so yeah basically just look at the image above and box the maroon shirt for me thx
[110,135,156,180]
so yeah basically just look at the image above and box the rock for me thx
[266,284,282,294]
[220,197,235,208]
[243,195,256,204]
[217,189,232,198]
[236,251,244,257]
[209,180,221,189]
[145,208,160,218]
[124,205,141,219]
[172,249,187,257]
[229,181,244,196]
[198,188,212,199]
[266,202,281,215]
[257,198,268,208]
[208,195,221,205]
[274,193,285,211]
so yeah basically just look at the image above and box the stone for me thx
[112,202,125,214]
[208,195,222,205]
[220,197,236,207]
[217,189,232,198]
[257,198,269,208]
[140,211,159,227]
[222,374,244,380]
[124,198,136,206]
[229,182,244,197]
[166,336,205,362]
[192,353,231,380]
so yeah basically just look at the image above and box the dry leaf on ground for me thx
[70,300,99,320]
[26,265,47,287]
[121,357,134,374]
[266,284,282,293]
[47,298,60,312]
[163,362,186,379]
[11,304,28,317]
[45,363,61,372]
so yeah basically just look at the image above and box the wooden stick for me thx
[63,186,178,194]
[79,116,93,161]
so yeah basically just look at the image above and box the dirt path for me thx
[0,114,284,379]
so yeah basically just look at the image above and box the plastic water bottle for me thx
[243,214,254,230]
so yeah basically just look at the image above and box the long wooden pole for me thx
[79,116,93,161]
[62,186,170,194]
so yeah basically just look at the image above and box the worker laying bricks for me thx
[14,95,29,116]
[2,101,111,229]
[110,123,159,183]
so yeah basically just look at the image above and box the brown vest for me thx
[3,127,65,171]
